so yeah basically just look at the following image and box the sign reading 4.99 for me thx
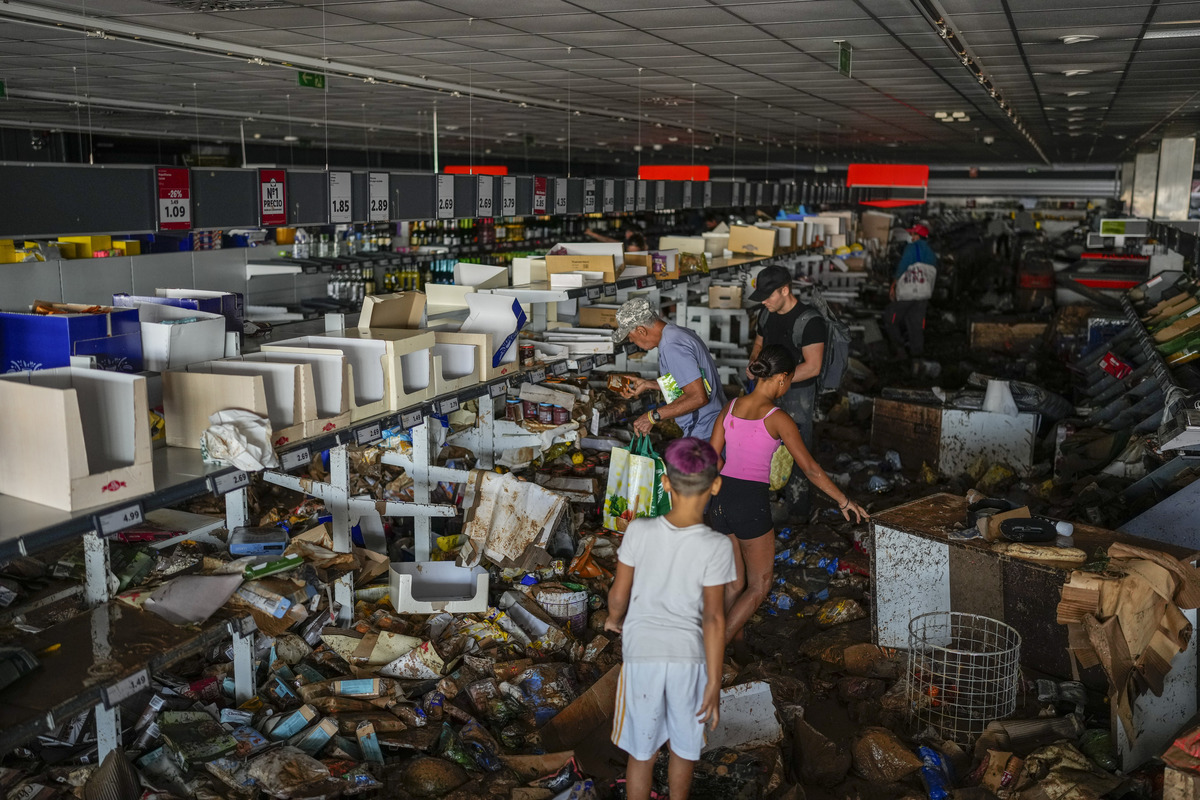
[156,167,191,231]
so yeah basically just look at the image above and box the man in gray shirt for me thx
[612,297,726,440]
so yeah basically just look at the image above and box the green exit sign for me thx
[838,41,852,78]
[297,71,325,90]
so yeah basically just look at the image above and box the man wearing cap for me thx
[612,296,726,439]
[747,264,826,517]
[884,223,938,359]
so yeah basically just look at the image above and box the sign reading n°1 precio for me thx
[156,167,191,231]
[259,169,287,226]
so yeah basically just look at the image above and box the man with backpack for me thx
[747,265,827,518]
[884,223,937,359]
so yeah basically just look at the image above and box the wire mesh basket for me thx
[907,611,1021,744]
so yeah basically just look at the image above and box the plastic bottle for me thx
[293,227,310,260]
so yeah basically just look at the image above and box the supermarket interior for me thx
[3,1,1200,798]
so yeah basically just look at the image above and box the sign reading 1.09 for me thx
[156,167,191,231]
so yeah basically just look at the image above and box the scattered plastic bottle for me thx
[777,527,792,541]
[1080,728,1119,771]
[770,593,795,611]
[867,475,894,494]
[293,227,310,260]
[885,450,903,471]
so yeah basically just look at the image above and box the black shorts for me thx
[708,475,773,540]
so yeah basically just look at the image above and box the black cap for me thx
[748,265,792,302]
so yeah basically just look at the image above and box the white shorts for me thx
[611,662,708,761]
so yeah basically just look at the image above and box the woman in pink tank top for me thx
[708,345,868,647]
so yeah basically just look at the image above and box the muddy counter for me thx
[870,493,1197,768]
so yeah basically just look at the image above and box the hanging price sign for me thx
[583,179,597,213]
[554,178,568,214]
[436,174,455,219]
[636,180,647,211]
[368,173,389,221]
[501,177,517,214]
[703,181,712,208]
[682,181,693,208]
[329,172,352,223]
[532,176,548,214]
[603,179,615,212]
[259,169,287,226]
[476,175,494,217]
[156,167,191,231]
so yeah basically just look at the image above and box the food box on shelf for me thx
[0,303,143,373]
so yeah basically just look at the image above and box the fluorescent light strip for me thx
[1145,27,1200,39]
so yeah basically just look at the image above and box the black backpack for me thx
[758,290,851,393]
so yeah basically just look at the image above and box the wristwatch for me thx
[649,409,662,423]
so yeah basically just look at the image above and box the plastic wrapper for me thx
[851,727,923,783]
[816,598,867,628]
[200,410,280,470]
[246,747,330,799]
[918,746,951,800]
[436,722,479,771]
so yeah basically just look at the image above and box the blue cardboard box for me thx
[0,303,143,373]
[113,290,244,334]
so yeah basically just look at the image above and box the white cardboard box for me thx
[264,331,436,419]
[132,302,228,372]
[245,350,351,439]
[0,367,152,511]
[431,331,487,393]
[461,293,527,369]
[454,262,509,289]
[164,359,314,449]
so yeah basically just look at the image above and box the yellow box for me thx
[59,236,112,258]
[112,240,142,256]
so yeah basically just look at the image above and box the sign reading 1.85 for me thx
[329,171,352,223]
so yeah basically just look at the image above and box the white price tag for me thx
[158,196,190,226]
[554,178,568,213]
[501,177,517,215]
[228,616,257,637]
[578,356,594,373]
[637,180,648,211]
[596,353,611,366]
[732,183,742,206]
[435,396,460,415]
[682,181,693,208]
[368,172,389,221]
[623,180,635,213]
[583,179,597,213]
[586,286,601,300]
[655,181,666,211]
[476,175,494,218]
[528,368,546,383]
[210,470,250,496]
[488,381,508,399]
[688,273,700,284]
[96,503,143,536]
[329,171,352,223]
[103,668,149,709]
[772,184,780,204]
[401,409,425,428]
[551,361,568,376]
[603,179,615,212]
[604,284,616,297]
[281,448,311,471]
[703,181,712,207]
[436,174,455,219]
[355,422,382,446]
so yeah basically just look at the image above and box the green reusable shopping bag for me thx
[632,434,672,518]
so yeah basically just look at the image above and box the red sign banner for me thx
[259,169,287,226]
[156,167,191,231]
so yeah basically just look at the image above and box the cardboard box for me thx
[727,225,777,256]
[1165,767,1200,800]
[545,242,625,284]
[431,331,487,392]
[968,317,1049,351]
[112,240,141,256]
[540,666,619,751]
[265,330,435,418]
[163,359,314,450]
[246,350,351,439]
[58,235,112,258]
[0,367,152,510]
[389,562,489,614]
[708,284,743,309]
[861,211,893,244]
[358,292,425,330]
[658,235,706,253]
[512,257,547,286]
[454,262,509,289]
[461,293,528,369]
[0,303,143,373]
[579,305,619,329]
[156,289,243,334]
[130,302,227,372]
[424,284,476,312]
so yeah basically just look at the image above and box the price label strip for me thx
[355,422,382,446]
[435,397,460,415]
[488,381,508,399]
[401,409,425,429]
[551,361,569,376]
[95,502,144,537]
[281,447,311,472]
[596,353,611,366]
[103,668,149,710]
[210,470,250,497]
[577,356,594,373]
[586,286,601,300]
[604,284,617,297]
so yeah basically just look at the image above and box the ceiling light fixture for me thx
[951,111,966,118]
[1065,91,1090,97]
[1145,27,1200,39]
[283,135,299,142]
[667,136,678,142]
[934,111,948,119]
[1062,69,1093,76]
[1060,34,1099,44]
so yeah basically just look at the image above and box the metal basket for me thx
[906,611,1021,744]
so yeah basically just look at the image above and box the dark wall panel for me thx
[392,173,434,220]
[288,170,329,226]
[193,168,257,230]
[0,165,155,238]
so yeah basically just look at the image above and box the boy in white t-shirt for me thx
[605,437,736,800]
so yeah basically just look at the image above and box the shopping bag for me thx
[603,437,655,532]
[895,262,936,301]
[769,445,793,491]
[632,434,672,518]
